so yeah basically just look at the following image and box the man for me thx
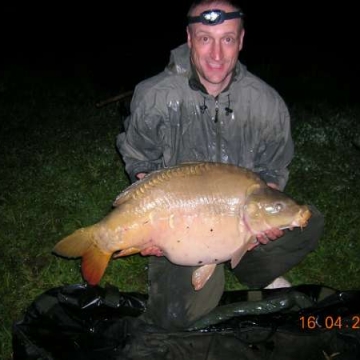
[117,0,324,330]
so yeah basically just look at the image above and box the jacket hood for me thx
[166,43,192,76]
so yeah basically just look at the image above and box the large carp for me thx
[53,162,311,290]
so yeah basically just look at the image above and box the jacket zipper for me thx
[214,97,221,162]
[214,100,219,124]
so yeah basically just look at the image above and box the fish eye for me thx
[265,203,283,214]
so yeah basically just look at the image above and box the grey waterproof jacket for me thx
[117,44,294,190]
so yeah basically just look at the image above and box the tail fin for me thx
[53,226,112,285]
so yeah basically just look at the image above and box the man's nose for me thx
[210,41,223,60]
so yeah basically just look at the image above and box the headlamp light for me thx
[188,9,244,26]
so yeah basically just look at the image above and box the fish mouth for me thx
[292,207,312,228]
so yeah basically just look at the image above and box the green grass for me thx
[1,63,360,359]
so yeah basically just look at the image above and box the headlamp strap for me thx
[188,9,244,26]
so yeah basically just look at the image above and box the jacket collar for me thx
[188,61,240,95]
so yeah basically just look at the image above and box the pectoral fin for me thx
[192,264,217,291]
[246,236,259,251]
[230,244,248,269]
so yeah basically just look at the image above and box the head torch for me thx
[188,9,244,26]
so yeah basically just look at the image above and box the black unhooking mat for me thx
[12,284,360,360]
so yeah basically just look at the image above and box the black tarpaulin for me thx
[12,284,360,359]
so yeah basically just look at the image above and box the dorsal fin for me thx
[112,163,211,207]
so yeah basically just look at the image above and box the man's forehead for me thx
[193,23,240,36]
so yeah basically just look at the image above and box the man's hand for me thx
[248,228,285,251]
[256,228,284,244]
[136,173,147,180]
[267,182,279,190]
[140,246,163,257]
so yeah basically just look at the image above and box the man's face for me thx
[187,4,245,95]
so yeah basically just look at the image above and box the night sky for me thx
[1,2,358,100]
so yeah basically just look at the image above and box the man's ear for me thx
[238,28,245,51]
[186,26,192,48]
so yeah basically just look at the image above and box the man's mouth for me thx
[207,62,223,69]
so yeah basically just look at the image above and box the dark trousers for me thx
[142,205,324,330]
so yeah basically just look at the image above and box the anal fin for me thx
[113,246,141,258]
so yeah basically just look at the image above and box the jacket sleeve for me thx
[116,88,165,182]
[253,94,294,191]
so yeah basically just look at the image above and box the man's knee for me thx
[304,204,324,251]
[145,258,225,330]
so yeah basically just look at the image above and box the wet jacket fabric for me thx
[117,43,294,190]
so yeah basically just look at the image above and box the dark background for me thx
[1,1,358,103]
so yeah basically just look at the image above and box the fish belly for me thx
[151,212,246,266]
